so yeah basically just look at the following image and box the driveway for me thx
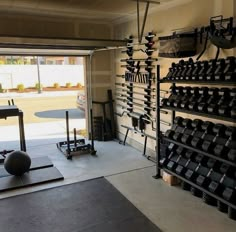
[0,91,86,150]
[0,91,85,125]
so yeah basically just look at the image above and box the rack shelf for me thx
[163,168,236,210]
[160,80,236,86]
[162,137,236,168]
[161,106,235,123]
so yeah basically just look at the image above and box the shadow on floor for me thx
[35,108,85,119]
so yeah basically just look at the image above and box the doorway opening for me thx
[0,55,87,152]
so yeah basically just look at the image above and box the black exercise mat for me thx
[0,167,64,192]
[0,177,161,232]
[0,156,53,178]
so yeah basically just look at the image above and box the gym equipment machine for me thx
[57,110,96,159]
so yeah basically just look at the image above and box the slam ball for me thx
[4,151,31,176]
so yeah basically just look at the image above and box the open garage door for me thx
[0,36,126,56]
[0,36,126,152]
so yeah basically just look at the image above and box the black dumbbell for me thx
[184,87,200,110]
[172,87,187,108]
[160,143,177,166]
[175,156,189,175]
[214,59,226,81]
[229,89,236,119]
[197,60,209,81]
[229,88,236,107]
[219,163,232,176]
[166,153,180,170]
[218,88,232,116]
[198,88,219,113]
[185,160,199,181]
[181,87,199,109]
[175,87,192,108]
[189,61,201,80]
[207,91,222,115]
[231,106,236,119]
[217,200,228,213]
[208,171,224,194]
[181,119,194,145]
[225,127,236,161]
[172,117,186,134]
[222,176,236,204]
[180,58,194,80]
[202,124,226,153]
[195,164,211,187]
[206,158,220,169]
[171,116,184,131]
[191,119,203,131]
[200,59,216,81]
[165,63,176,80]
[224,56,236,81]
[192,87,209,112]
[174,60,185,80]
[195,154,208,165]
[190,186,203,197]
[191,121,213,148]
[213,124,229,157]
[206,59,220,81]
[166,86,183,107]
[228,149,236,162]
[185,150,196,159]
[185,119,203,145]
[202,192,217,206]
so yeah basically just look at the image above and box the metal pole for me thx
[155,65,161,178]
[137,0,140,43]
[140,2,150,44]
[36,56,42,94]
[66,111,70,154]
[89,53,94,140]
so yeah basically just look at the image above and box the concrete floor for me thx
[0,121,235,231]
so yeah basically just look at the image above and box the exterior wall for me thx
[114,0,235,155]
[0,65,84,89]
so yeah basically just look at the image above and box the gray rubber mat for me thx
[0,156,53,178]
[0,177,161,232]
[0,167,64,192]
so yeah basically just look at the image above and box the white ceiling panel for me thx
[0,0,188,23]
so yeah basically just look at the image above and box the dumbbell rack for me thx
[156,57,236,220]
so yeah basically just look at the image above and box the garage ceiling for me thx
[0,0,191,54]
[0,0,190,23]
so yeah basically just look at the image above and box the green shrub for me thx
[17,84,25,92]
[53,83,60,88]
[76,83,82,89]
[35,83,43,90]
[65,82,72,88]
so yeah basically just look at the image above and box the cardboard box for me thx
[162,171,181,186]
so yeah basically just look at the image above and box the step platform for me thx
[0,156,64,192]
